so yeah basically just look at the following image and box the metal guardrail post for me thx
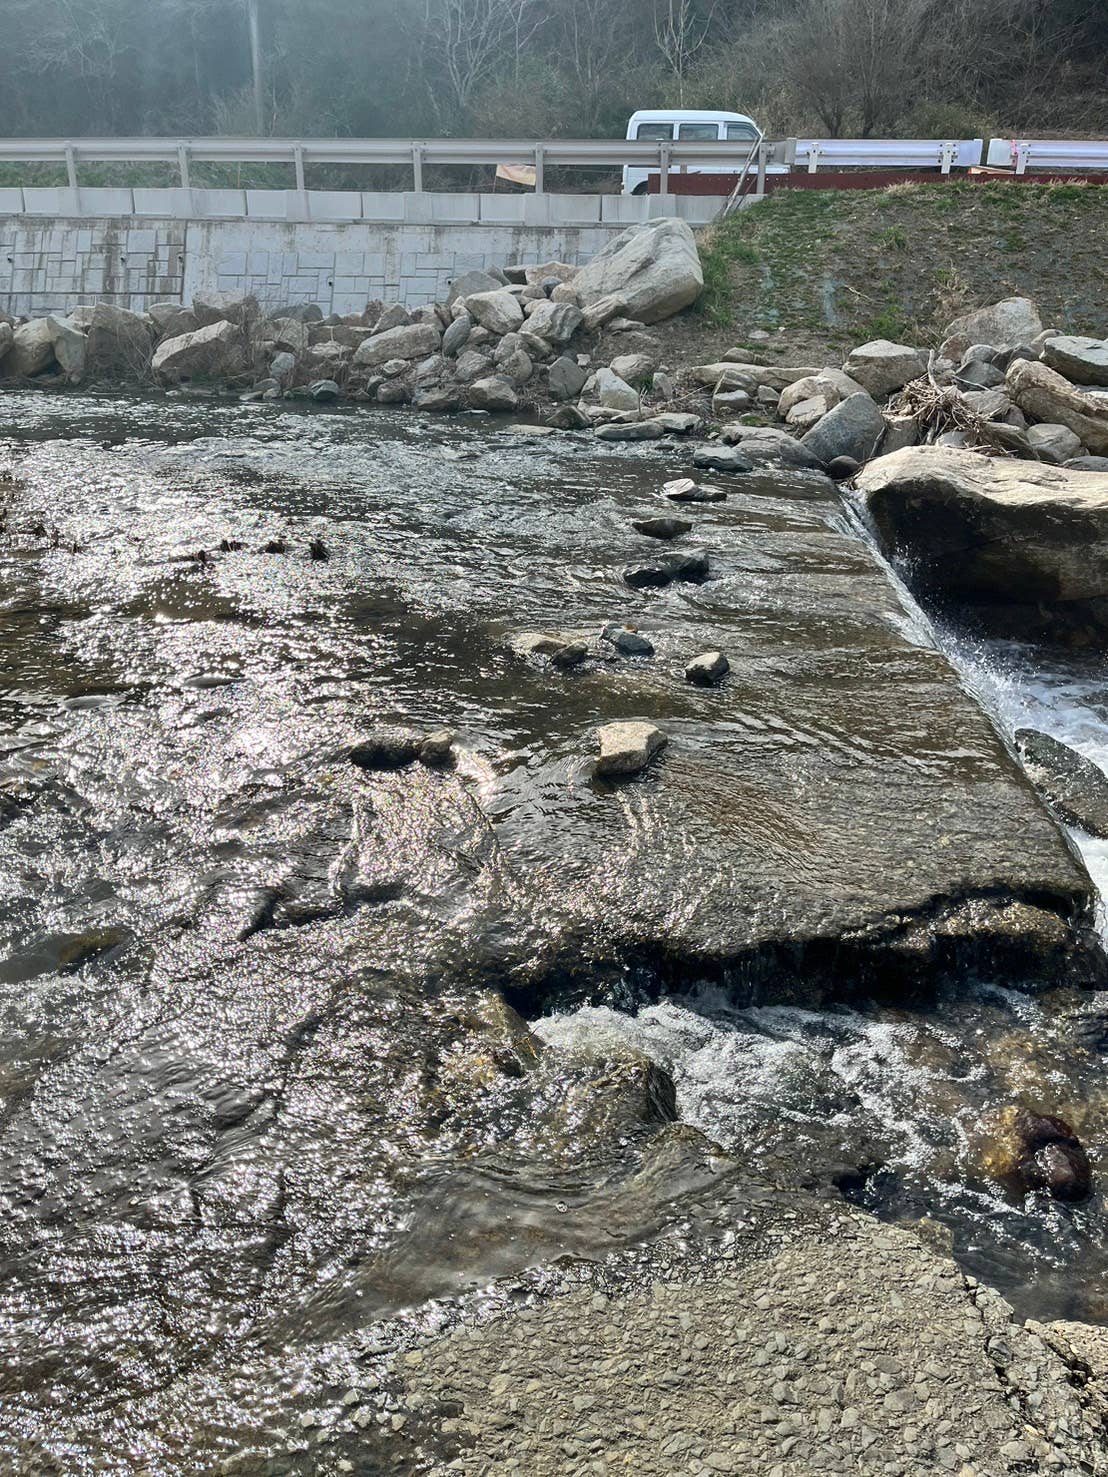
[293,144,306,193]
[658,142,671,199]
[64,144,78,190]
[534,145,545,195]
[757,141,767,195]
[411,144,424,192]
[177,143,191,189]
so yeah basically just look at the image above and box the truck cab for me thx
[622,109,762,195]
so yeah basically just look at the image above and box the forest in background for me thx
[2,0,1106,143]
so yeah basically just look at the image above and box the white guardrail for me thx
[985,138,1108,174]
[792,138,984,173]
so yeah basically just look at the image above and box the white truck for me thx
[621,108,763,195]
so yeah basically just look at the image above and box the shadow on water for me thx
[1,390,1107,1470]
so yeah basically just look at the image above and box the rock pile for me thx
[0,216,702,416]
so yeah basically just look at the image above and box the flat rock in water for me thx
[595,721,668,777]
[596,420,664,442]
[664,477,728,502]
[631,516,692,539]
[691,446,753,475]
[857,445,1108,642]
[1015,729,1108,838]
[601,624,655,656]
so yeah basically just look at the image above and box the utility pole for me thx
[245,0,264,134]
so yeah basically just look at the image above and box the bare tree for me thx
[653,0,716,103]
[414,0,547,123]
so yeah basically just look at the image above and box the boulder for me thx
[653,413,702,436]
[545,404,591,430]
[593,368,639,412]
[1007,359,1108,456]
[778,370,864,418]
[309,324,372,349]
[85,303,155,377]
[1041,335,1108,389]
[467,377,518,412]
[690,447,752,476]
[601,624,655,657]
[547,356,589,401]
[581,294,628,333]
[309,379,341,403]
[446,269,506,305]
[454,349,494,384]
[151,320,244,383]
[1067,456,1108,473]
[881,414,920,455]
[349,728,426,770]
[8,319,57,377]
[685,651,730,686]
[941,298,1043,360]
[523,261,577,287]
[46,317,87,382]
[663,477,728,502]
[595,421,665,442]
[631,516,692,540]
[594,721,668,778]
[717,426,825,471]
[623,550,708,589]
[687,362,821,392]
[192,292,257,328]
[976,1105,1092,1204]
[784,395,828,433]
[148,302,198,339]
[519,330,552,362]
[550,284,580,307]
[572,218,703,325]
[353,323,442,369]
[513,632,587,665]
[609,353,654,386]
[1015,729,1108,838]
[414,386,462,412]
[1027,424,1084,465]
[958,361,1006,391]
[842,340,927,398]
[801,393,885,466]
[524,300,583,346]
[271,318,310,354]
[0,320,12,366]
[269,351,297,385]
[713,389,752,417]
[372,304,412,335]
[441,315,471,357]
[465,290,524,337]
[856,445,1108,641]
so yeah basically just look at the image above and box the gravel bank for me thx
[400,1212,1108,1476]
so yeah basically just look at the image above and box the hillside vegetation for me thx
[693,183,1108,362]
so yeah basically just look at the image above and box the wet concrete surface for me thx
[0,391,1105,1472]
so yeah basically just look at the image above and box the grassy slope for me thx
[693,183,1108,362]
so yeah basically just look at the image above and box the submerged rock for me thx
[623,550,709,589]
[976,1105,1092,1203]
[601,624,655,656]
[1015,730,1108,838]
[349,727,427,770]
[594,721,668,777]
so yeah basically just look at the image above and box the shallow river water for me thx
[1,390,1107,1471]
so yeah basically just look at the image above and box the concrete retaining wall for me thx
[0,191,720,316]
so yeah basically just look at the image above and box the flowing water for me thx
[1,389,1107,1470]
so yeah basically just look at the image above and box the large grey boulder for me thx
[148,302,198,339]
[524,299,583,345]
[1041,336,1108,389]
[85,303,155,377]
[1007,359,1108,456]
[547,356,588,401]
[192,292,257,328]
[46,316,87,382]
[7,319,56,377]
[0,320,12,367]
[151,320,244,382]
[464,290,524,337]
[446,269,505,305]
[593,368,639,411]
[1027,424,1084,465]
[572,218,703,325]
[271,318,310,354]
[353,322,441,369]
[718,425,825,470]
[800,392,885,465]
[856,445,1108,641]
[941,298,1043,360]
[843,340,927,398]
[441,314,471,357]
[467,377,518,412]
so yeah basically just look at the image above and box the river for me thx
[1,390,1106,1472]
